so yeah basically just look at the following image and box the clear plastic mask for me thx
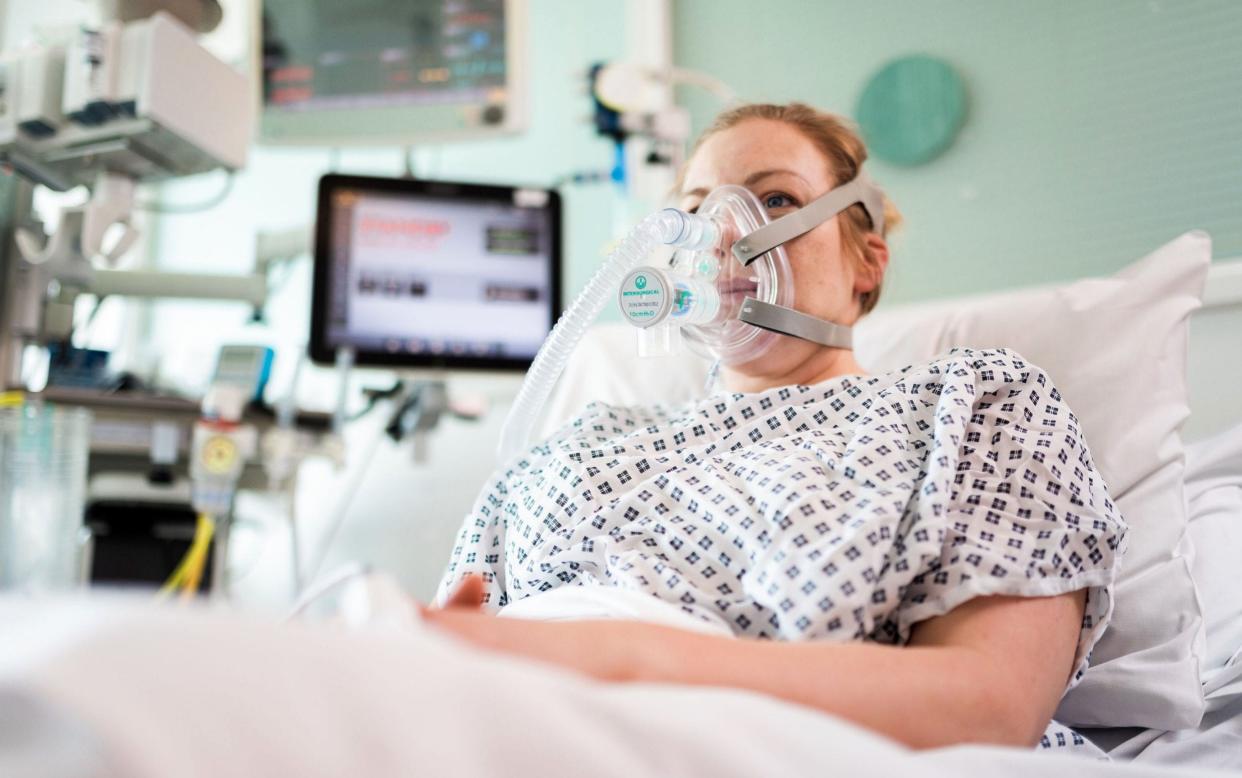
[617,185,794,365]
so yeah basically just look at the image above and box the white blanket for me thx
[0,596,1228,778]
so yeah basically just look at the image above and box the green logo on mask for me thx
[635,275,647,290]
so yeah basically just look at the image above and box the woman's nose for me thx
[715,221,741,258]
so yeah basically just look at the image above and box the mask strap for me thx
[739,298,853,350]
[731,174,886,266]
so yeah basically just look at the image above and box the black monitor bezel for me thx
[310,173,561,370]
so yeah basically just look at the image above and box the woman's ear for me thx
[854,233,890,295]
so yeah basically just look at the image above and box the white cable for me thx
[332,346,355,435]
[667,67,738,104]
[286,561,373,620]
[704,359,722,394]
[278,350,305,429]
[219,516,270,589]
[135,172,235,214]
[304,426,386,582]
[288,472,303,595]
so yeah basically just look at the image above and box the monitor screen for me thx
[259,0,526,145]
[310,174,560,370]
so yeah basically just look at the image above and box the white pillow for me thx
[543,231,1212,730]
[856,232,1211,730]
[1185,422,1242,681]
[539,329,711,439]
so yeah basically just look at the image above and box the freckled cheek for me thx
[787,231,853,311]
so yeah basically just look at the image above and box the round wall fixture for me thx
[856,55,967,167]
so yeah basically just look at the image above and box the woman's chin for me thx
[722,337,820,387]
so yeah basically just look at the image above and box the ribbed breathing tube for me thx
[497,208,716,464]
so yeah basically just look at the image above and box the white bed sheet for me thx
[1185,422,1242,677]
[1,596,1236,778]
[1076,424,1242,769]
[1084,656,1242,770]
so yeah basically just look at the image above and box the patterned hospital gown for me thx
[438,347,1128,752]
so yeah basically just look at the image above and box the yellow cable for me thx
[180,518,214,600]
[180,556,204,601]
[158,513,215,599]
[179,542,204,596]
[182,514,215,594]
[178,517,213,597]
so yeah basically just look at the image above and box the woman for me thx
[427,103,1126,751]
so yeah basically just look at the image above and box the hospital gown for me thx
[437,347,1128,740]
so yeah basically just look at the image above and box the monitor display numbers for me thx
[263,0,507,112]
[485,226,540,255]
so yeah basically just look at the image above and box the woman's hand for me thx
[437,573,489,609]
[422,575,649,683]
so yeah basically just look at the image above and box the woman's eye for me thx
[763,193,795,211]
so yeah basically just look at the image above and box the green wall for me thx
[141,0,1242,392]
[674,0,1242,303]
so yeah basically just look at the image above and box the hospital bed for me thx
[2,232,1241,775]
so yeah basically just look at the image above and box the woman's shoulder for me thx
[873,347,1076,422]
[891,346,1057,391]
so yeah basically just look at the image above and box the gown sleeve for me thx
[896,349,1129,690]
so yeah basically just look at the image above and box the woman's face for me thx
[677,118,884,380]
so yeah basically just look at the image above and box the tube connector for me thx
[654,208,720,250]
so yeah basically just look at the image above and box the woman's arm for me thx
[424,579,1085,750]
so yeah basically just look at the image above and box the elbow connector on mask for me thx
[618,207,730,355]
[653,208,720,252]
[620,208,728,357]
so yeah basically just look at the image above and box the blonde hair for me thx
[677,102,902,316]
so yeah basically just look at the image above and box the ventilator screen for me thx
[310,174,560,370]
